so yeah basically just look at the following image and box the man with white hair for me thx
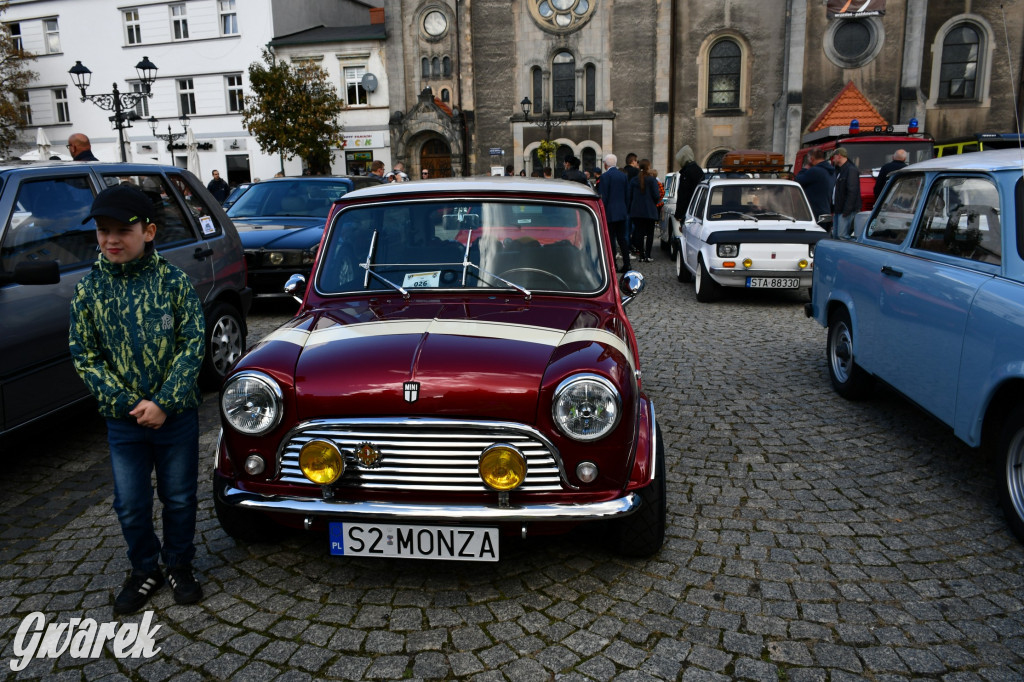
[874,148,908,199]
[599,153,631,270]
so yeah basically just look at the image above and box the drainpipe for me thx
[668,0,677,169]
[455,0,469,175]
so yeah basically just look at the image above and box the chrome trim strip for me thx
[219,483,639,522]
[709,267,813,278]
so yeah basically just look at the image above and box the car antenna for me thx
[1000,3,1024,175]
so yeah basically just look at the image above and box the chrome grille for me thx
[277,418,566,492]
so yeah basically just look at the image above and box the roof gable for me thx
[807,81,887,132]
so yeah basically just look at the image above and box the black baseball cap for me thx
[82,184,155,225]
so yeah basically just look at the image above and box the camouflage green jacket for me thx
[69,251,205,418]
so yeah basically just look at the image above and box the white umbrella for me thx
[120,127,133,163]
[186,128,201,178]
[35,127,51,159]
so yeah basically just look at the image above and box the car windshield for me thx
[226,180,350,218]
[844,141,933,171]
[316,199,607,295]
[707,184,812,221]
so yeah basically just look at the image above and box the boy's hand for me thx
[130,400,167,429]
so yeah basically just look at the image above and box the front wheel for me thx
[694,256,719,302]
[826,308,872,399]
[676,246,692,283]
[996,404,1024,543]
[611,424,666,557]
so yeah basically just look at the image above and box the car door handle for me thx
[881,265,902,278]
[194,246,214,260]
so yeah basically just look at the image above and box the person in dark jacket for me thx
[672,145,705,221]
[598,153,630,270]
[67,133,99,161]
[627,158,661,262]
[206,170,229,202]
[796,146,833,220]
[831,147,861,239]
[561,155,589,185]
[873,148,908,199]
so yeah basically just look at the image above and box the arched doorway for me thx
[420,138,452,177]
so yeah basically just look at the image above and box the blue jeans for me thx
[106,409,199,572]
[833,212,855,239]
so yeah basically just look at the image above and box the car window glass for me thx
[707,184,812,221]
[167,172,225,238]
[227,180,351,218]
[1,176,97,274]
[102,174,197,248]
[866,174,923,245]
[911,175,1001,265]
[691,187,707,218]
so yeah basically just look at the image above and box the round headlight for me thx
[268,252,284,266]
[221,371,284,436]
[479,444,527,491]
[299,439,345,485]
[552,374,621,442]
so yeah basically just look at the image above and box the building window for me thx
[584,63,595,111]
[130,82,150,118]
[18,91,31,125]
[124,10,141,45]
[708,39,740,109]
[219,0,238,35]
[44,18,61,54]
[824,17,884,68]
[226,74,243,112]
[552,51,575,112]
[421,57,429,78]
[940,23,980,100]
[531,67,543,111]
[8,23,22,52]
[441,89,450,103]
[177,78,196,115]
[431,57,440,78]
[344,66,367,106]
[171,4,189,40]
[442,56,451,77]
[53,88,69,123]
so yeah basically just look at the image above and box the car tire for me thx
[612,423,666,558]
[202,302,245,388]
[213,476,279,542]
[995,404,1024,544]
[676,246,691,283]
[826,308,872,399]
[694,256,719,302]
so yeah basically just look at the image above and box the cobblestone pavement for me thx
[2,259,1023,681]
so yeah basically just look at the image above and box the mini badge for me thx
[404,381,420,403]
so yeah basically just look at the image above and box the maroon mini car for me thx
[214,177,665,560]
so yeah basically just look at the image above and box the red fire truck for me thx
[794,121,934,212]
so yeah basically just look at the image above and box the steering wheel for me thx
[498,267,569,289]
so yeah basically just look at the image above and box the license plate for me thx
[746,277,800,289]
[329,522,499,562]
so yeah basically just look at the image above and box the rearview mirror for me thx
[0,261,60,286]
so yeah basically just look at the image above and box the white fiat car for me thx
[675,176,828,302]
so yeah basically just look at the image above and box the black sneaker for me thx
[166,565,203,605]
[113,569,164,615]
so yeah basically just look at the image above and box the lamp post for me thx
[68,56,158,163]
[148,114,190,153]
[520,95,575,171]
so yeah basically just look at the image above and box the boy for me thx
[69,184,206,614]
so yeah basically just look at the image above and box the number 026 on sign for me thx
[330,522,499,561]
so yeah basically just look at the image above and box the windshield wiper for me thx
[361,230,409,299]
[710,211,758,221]
[753,211,796,222]
[458,236,532,299]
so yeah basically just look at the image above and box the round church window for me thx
[824,18,885,68]
[528,0,596,34]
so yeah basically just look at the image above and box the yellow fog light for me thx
[478,444,527,491]
[299,439,345,485]
[798,259,809,269]
[742,258,753,268]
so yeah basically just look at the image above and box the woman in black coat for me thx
[627,159,661,262]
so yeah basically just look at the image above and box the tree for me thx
[0,1,38,158]
[242,49,345,175]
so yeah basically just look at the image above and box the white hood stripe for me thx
[260,319,633,366]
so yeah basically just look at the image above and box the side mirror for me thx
[0,261,60,286]
[816,214,833,230]
[618,270,645,306]
[284,273,306,303]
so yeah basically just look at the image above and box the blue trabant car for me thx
[806,148,1024,542]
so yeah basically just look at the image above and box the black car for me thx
[227,176,378,295]
[221,182,253,210]
[0,162,252,436]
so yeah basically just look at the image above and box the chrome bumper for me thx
[709,268,813,284]
[218,482,641,523]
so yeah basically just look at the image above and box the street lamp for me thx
[148,114,190,152]
[520,95,575,171]
[68,56,159,162]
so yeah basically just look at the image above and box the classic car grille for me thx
[278,419,566,492]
